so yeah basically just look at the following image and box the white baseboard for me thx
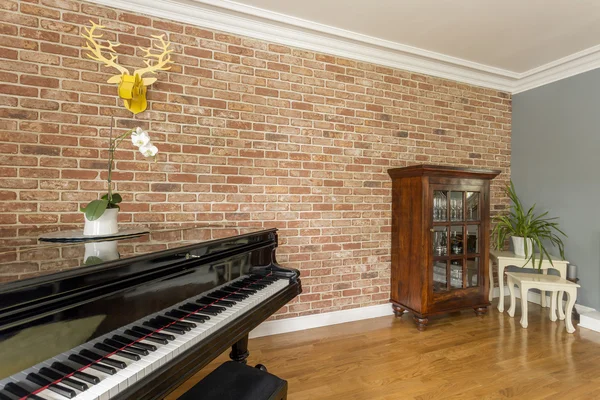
[248,289,599,339]
[249,303,393,338]
[579,312,600,333]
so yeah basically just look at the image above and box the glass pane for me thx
[450,191,464,222]
[433,260,447,292]
[450,226,464,255]
[433,190,448,222]
[466,192,480,221]
[450,259,463,289]
[432,226,448,256]
[467,257,479,287]
[466,225,479,254]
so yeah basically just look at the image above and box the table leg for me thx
[558,291,566,320]
[488,259,494,302]
[550,291,557,321]
[565,290,576,334]
[558,267,567,321]
[507,276,516,318]
[497,261,505,312]
[520,285,529,329]
[541,270,547,308]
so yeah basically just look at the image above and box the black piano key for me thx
[0,391,13,400]
[231,282,265,290]
[105,338,149,356]
[199,296,236,307]
[143,320,186,335]
[154,315,196,329]
[95,342,141,361]
[80,350,126,369]
[26,373,77,399]
[4,383,45,400]
[127,327,172,343]
[181,304,219,316]
[51,362,100,384]
[114,334,157,351]
[131,326,175,341]
[203,305,227,314]
[195,301,227,312]
[210,290,248,300]
[166,310,207,323]
[68,354,116,375]
[38,368,88,392]
[221,286,257,295]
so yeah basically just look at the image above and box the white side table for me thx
[505,272,579,333]
[489,250,568,312]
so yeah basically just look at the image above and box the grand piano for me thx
[0,225,301,400]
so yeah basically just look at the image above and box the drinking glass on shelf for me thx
[450,199,456,221]
[439,192,446,221]
[433,231,447,256]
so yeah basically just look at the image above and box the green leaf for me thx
[101,193,122,204]
[83,199,109,221]
[110,193,122,204]
[84,256,104,266]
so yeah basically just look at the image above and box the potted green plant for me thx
[80,122,158,236]
[491,181,566,268]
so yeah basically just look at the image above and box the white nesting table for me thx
[489,250,568,312]
[505,272,579,333]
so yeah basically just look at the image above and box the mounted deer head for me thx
[81,22,173,114]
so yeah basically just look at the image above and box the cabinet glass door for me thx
[432,188,482,293]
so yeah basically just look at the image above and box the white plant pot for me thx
[83,208,119,236]
[84,240,119,263]
[511,236,534,257]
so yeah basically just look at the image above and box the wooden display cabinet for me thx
[388,165,500,330]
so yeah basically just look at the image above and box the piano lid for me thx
[0,225,268,286]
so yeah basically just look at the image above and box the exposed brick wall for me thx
[0,0,511,318]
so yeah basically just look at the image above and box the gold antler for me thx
[81,21,130,76]
[134,35,173,78]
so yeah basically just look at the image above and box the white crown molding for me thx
[87,0,600,94]
[513,44,600,93]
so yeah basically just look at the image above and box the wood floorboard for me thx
[166,299,600,399]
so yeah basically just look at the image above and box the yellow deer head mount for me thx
[81,22,173,114]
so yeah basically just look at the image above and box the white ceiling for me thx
[228,0,600,73]
[90,0,600,92]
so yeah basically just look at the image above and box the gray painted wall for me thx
[512,69,600,310]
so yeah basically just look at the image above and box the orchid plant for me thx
[80,123,158,221]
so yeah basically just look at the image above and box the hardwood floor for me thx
[166,300,600,399]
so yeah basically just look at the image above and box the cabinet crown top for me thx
[388,164,501,179]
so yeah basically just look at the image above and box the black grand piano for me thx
[0,225,301,400]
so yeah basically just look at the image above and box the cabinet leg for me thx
[413,316,428,331]
[474,306,488,317]
[392,304,405,317]
[229,334,250,364]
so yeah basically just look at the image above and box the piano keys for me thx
[0,226,301,400]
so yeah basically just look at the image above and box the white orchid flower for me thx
[139,143,158,157]
[131,127,150,148]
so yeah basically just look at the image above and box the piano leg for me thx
[229,334,250,364]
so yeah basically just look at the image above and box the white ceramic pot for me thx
[511,236,534,257]
[84,240,119,264]
[83,208,119,236]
